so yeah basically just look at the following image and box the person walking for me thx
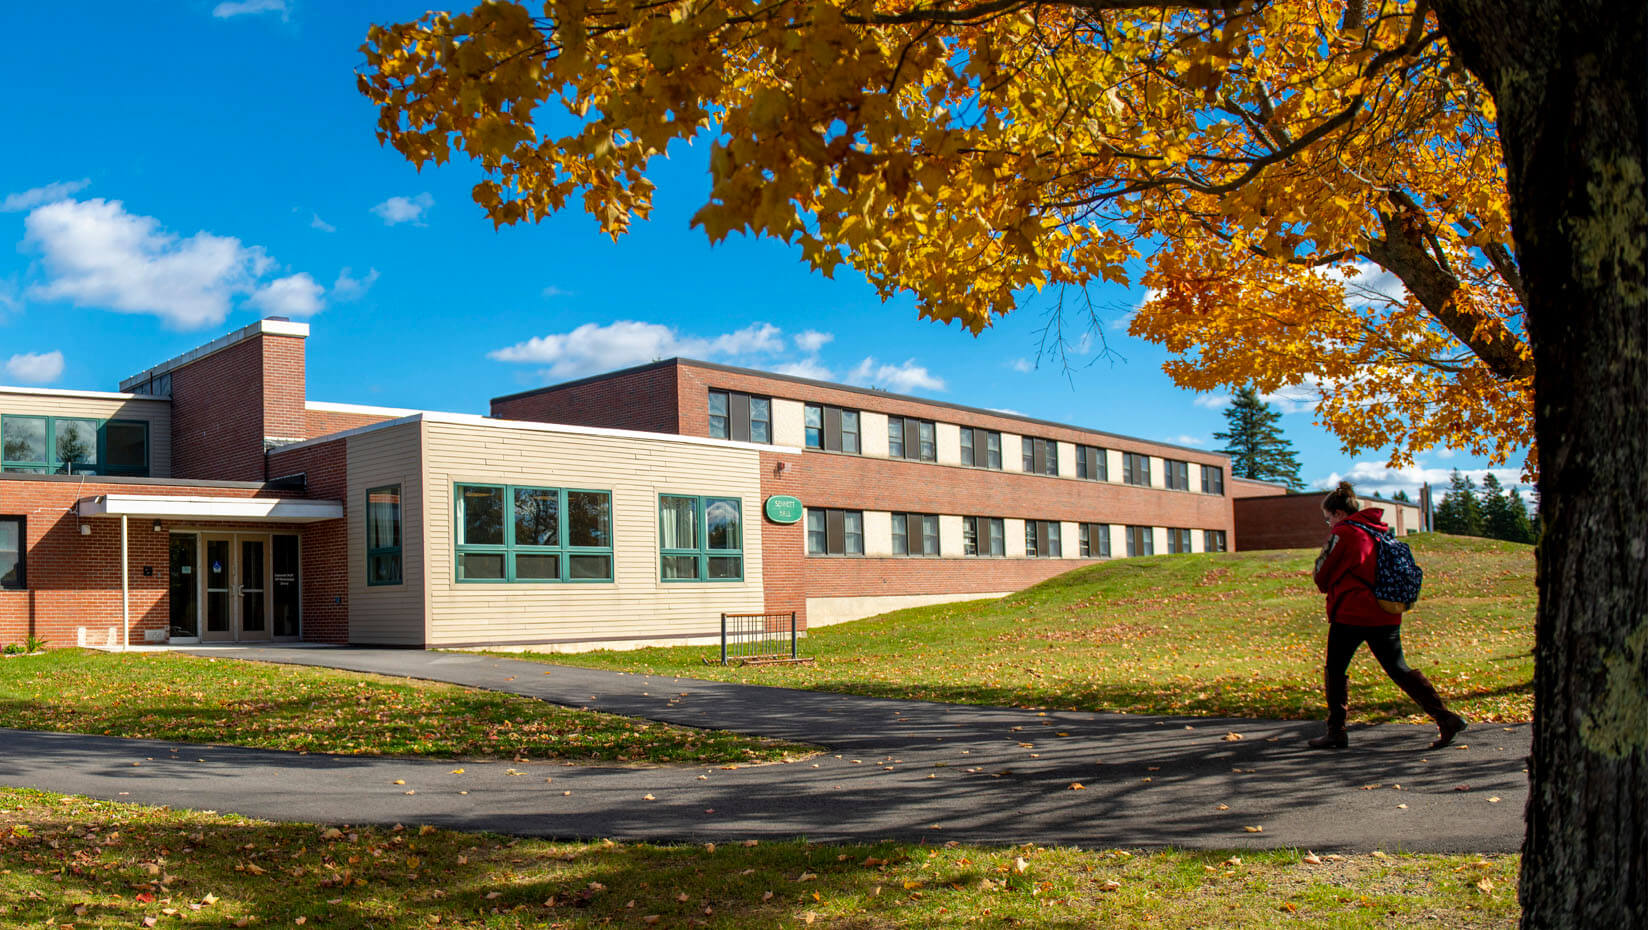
[1309,481,1468,749]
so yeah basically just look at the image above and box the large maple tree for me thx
[359,1,1646,926]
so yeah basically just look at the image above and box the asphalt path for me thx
[0,646,1530,852]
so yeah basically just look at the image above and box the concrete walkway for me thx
[0,646,1530,852]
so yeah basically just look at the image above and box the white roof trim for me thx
[77,494,343,523]
[269,411,800,456]
[0,385,165,402]
[120,318,310,391]
[305,400,423,417]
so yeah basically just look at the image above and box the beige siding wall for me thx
[0,391,173,477]
[772,399,806,447]
[346,422,426,645]
[422,421,765,646]
[861,412,890,457]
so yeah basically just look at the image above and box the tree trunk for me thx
[1434,2,1648,927]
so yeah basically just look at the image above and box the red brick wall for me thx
[266,440,349,643]
[490,362,681,432]
[168,332,307,481]
[758,450,808,625]
[675,363,1233,471]
[1234,494,1333,550]
[0,478,314,647]
[262,334,307,442]
[1231,477,1292,499]
[304,408,399,440]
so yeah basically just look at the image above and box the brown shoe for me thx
[1307,728,1348,749]
[1430,713,1468,749]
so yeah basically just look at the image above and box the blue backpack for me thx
[1345,521,1424,613]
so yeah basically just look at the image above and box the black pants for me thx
[1325,622,1413,680]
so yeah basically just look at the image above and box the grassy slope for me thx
[0,651,807,764]
[0,787,1519,929]
[536,534,1534,724]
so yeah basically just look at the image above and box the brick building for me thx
[2,320,1237,650]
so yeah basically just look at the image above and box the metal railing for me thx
[711,611,811,666]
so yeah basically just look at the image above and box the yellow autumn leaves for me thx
[361,0,1526,467]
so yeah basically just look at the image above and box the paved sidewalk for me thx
[0,646,1530,852]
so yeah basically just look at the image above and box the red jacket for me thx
[1313,507,1399,626]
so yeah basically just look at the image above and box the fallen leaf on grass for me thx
[1098,880,1121,892]
[1301,853,1323,865]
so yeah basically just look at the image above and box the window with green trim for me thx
[366,485,402,585]
[659,495,743,581]
[455,483,613,582]
[0,415,150,476]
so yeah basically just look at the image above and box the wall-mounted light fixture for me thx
[775,461,792,476]
[79,524,92,536]
[152,519,163,533]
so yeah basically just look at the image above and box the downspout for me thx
[121,513,129,652]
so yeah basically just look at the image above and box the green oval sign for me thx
[764,495,804,524]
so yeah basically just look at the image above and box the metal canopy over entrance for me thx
[76,495,338,649]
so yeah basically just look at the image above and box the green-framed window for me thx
[455,483,613,583]
[659,494,743,581]
[366,485,403,585]
[0,415,150,476]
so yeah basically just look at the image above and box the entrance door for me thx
[238,537,271,642]
[203,536,234,642]
[200,533,273,642]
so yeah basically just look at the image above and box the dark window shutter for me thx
[730,392,751,442]
[1036,521,1051,557]
[971,429,986,467]
[1082,447,1095,480]
[826,509,845,554]
[1032,440,1047,475]
[904,418,920,461]
[1086,524,1099,555]
[824,406,843,452]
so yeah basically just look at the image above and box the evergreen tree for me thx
[1433,470,1486,536]
[1479,473,1512,539]
[1392,489,1412,502]
[1498,486,1537,544]
[1212,386,1304,489]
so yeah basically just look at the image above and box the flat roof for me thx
[492,357,1229,460]
[78,494,342,522]
[119,318,309,392]
[0,384,167,402]
[269,409,800,457]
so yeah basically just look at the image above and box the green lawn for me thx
[0,787,1519,929]
[0,651,807,765]
[529,534,1534,724]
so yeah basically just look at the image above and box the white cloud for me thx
[1193,393,1231,410]
[212,0,287,18]
[1261,380,1320,414]
[330,267,379,302]
[1312,461,1530,501]
[1010,357,1035,373]
[846,357,946,394]
[23,198,281,329]
[988,407,1025,416]
[1,179,91,213]
[542,285,573,298]
[771,358,835,380]
[310,213,335,233]
[490,320,786,380]
[794,330,833,354]
[1339,261,1409,308]
[371,193,434,226]
[1166,434,1207,447]
[4,351,64,384]
[0,279,20,314]
[248,273,324,317]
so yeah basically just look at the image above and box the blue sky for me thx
[0,1,1524,500]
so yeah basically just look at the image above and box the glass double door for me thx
[169,532,300,642]
[203,535,269,642]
